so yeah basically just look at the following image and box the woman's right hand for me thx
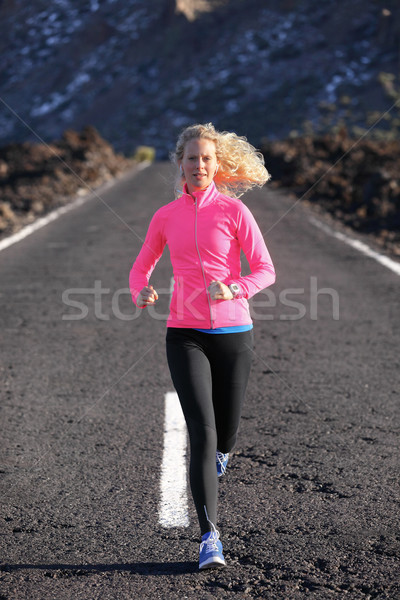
[137,285,159,307]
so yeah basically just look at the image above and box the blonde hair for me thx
[172,122,271,198]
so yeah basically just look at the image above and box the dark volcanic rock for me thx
[261,132,400,255]
[0,126,135,237]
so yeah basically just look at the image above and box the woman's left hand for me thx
[208,280,233,300]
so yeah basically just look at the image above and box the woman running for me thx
[129,122,275,570]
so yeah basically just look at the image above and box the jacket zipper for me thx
[194,199,214,329]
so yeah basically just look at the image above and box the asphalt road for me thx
[1,163,399,600]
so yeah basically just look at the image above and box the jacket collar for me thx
[181,181,218,207]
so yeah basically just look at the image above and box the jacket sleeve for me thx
[129,209,167,307]
[230,203,276,299]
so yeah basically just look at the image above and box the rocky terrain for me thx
[0,0,399,157]
[261,131,400,256]
[0,127,136,237]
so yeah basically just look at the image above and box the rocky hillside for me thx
[0,127,136,237]
[262,131,400,255]
[0,0,399,157]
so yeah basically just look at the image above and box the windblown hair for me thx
[171,122,271,198]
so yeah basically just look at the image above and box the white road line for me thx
[0,162,151,254]
[159,391,189,528]
[0,193,90,252]
[309,216,400,277]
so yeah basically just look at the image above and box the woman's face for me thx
[180,138,219,194]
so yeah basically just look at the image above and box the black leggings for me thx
[166,327,253,535]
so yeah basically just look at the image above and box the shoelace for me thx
[202,532,220,553]
[216,451,229,474]
[202,505,220,552]
[216,451,229,464]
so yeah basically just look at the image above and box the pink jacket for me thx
[129,182,275,329]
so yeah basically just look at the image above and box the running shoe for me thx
[199,530,226,570]
[216,451,229,477]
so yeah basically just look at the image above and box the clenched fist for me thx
[208,280,234,301]
[137,285,159,307]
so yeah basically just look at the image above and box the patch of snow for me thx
[31,72,90,117]
[54,0,71,7]
[282,18,294,29]
[67,73,91,94]
[344,67,356,81]
[246,41,258,52]
[225,99,239,114]
[325,74,344,102]
[46,36,61,46]
[215,69,230,82]
[37,49,51,58]
[67,20,82,34]
[31,93,66,117]
[237,53,250,65]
